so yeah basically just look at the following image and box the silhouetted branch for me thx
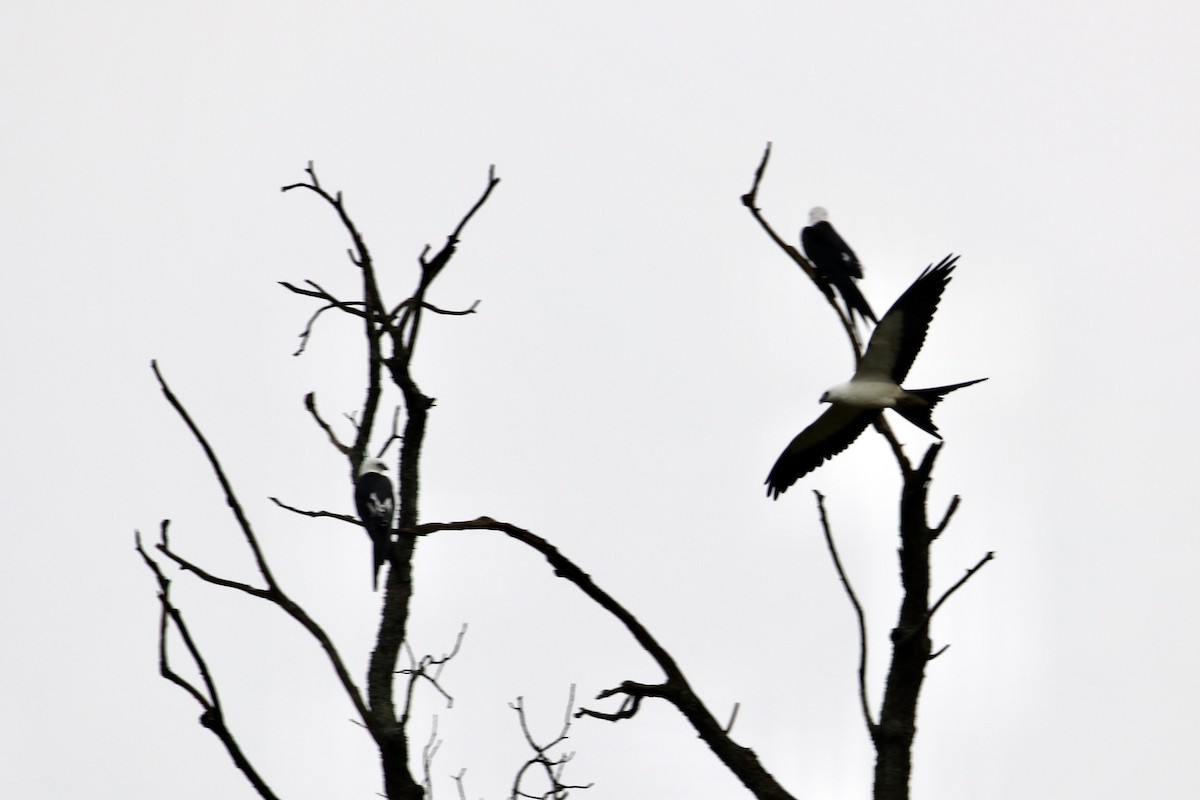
[152,360,279,587]
[740,143,862,356]
[927,552,994,623]
[148,362,371,729]
[280,278,367,356]
[452,770,471,800]
[375,405,404,459]
[398,625,467,728]
[509,687,592,800]
[268,496,358,525]
[305,392,352,455]
[393,166,499,367]
[406,517,795,800]
[723,702,741,735]
[814,491,876,735]
[872,415,914,476]
[281,163,387,469]
[135,525,280,800]
[388,298,481,323]
[931,495,961,540]
[421,716,442,800]
[744,147,992,800]
[742,144,910,468]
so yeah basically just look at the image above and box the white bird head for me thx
[808,206,829,225]
[358,457,390,477]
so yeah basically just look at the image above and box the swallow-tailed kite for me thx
[801,207,877,325]
[355,457,395,590]
[766,256,985,499]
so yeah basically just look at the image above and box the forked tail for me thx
[895,377,988,438]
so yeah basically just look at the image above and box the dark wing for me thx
[355,473,395,525]
[766,405,880,499]
[802,222,876,323]
[355,473,395,591]
[856,255,958,384]
[802,220,862,278]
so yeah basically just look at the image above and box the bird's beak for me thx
[819,391,830,403]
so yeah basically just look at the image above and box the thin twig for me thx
[304,392,351,455]
[927,552,995,622]
[398,625,467,727]
[149,361,372,728]
[931,495,961,540]
[268,497,359,525]
[152,361,279,588]
[740,143,863,357]
[135,527,282,800]
[509,687,592,800]
[814,491,876,732]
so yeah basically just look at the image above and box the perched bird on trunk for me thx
[354,457,395,590]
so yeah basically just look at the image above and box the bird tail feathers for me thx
[896,378,988,438]
[372,531,394,592]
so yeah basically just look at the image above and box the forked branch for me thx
[135,524,280,800]
[406,517,795,800]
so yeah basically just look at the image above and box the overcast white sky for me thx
[3,2,1199,798]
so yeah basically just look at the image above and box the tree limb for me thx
[135,525,281,800]
[406,517,795,800]
[814,491,877,735]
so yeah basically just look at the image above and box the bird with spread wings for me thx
[766,256,985,499]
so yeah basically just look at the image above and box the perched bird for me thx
[801,206,877,325]
[766,256,986,498]
[354,457,395,590]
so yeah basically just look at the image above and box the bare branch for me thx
[149,361,372,729]
[268,496,359,525]
[375,405,404,460]
[135,526,281,800]
[154,540,271,600]
[814,491,876,733]
[398,625,468,727]
[291,302,337,356]
[509,687,592,800]
[422,299,481,316]
[452,770,471,800]
[723,703,741,735]
[407,517,794,800]
[872,414,913,477]
[931,495,961,540]
[279,278,368,356]
[280,163,386,468]
[152,360,279,588]
[304,392,351,455]
[927,551,995,624]
[395,166,500,366]
[740,143,863,357]
[388,297,481,322]
[421,716,442,800]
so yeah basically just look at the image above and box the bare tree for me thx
[742,143,993,800]
[137,153,989,800]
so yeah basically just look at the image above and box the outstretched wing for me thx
[766,405,879,499]
[856,255,958,384]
